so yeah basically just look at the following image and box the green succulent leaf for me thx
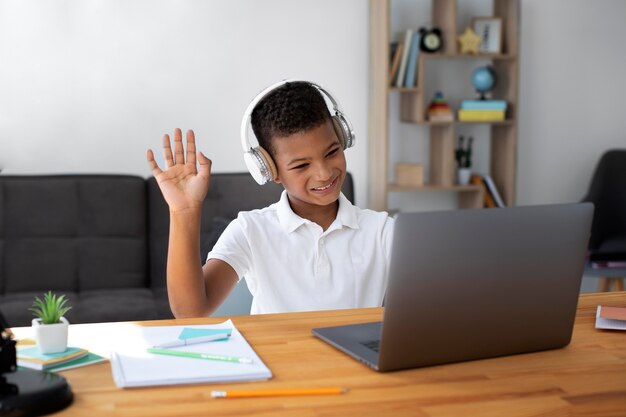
[29,291,72,324]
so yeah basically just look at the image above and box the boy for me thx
[147,81,394,317]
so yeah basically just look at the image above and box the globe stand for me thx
[1,312,74,417]
[476,90,489,101]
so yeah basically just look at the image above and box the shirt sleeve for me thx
[382,215,395,265]
[206,216,252,282]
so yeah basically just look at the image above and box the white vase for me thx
[32,316,69,354]
[457,168,472,185]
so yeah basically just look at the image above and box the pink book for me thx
[595,305,626,330]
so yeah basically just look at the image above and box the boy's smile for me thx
[272,120,346,228]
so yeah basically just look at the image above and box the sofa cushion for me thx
[0,289,162,326]
[0,175,150,326]
[0,175,148,295]
[0,291,79,327]
[75,288,159,324]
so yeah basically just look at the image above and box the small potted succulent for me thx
[30,291,72,354]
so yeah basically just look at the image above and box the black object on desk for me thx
[0,310,73,417]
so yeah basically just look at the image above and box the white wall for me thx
[518,0,626,205]
[0,0,370,205]
[0,0,625,209]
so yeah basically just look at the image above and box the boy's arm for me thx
[147,128,237,318]
[166,211,238,317]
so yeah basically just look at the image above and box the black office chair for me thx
[582,149,626,291]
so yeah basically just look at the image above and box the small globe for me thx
[471,66,496,94]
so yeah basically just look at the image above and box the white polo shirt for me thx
[207,191,394,314]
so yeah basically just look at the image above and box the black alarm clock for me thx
[419,27,443,53]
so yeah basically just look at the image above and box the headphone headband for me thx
[240,79,355,185]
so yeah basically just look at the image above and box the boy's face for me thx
[272,120,346,213]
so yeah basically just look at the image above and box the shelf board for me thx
[412,119,516,126]
[422,53,517,61]
[388,184,482,193]
[390,86,421,93]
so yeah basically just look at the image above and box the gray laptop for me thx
[312,203,594,372]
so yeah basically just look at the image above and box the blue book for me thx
[403,31,421,88]
[17,346,88,370]
[461,100,507,110]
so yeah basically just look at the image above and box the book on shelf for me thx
[470,174,496,208]
[403,31,421,88]
[470,174,505,208]
[458,109,505,122]
[395,29,414,88]
[482,174,506,207]
[389,41,398,62]
[461,100,508,110]
[17,346,105,371]
[388,41,404,85]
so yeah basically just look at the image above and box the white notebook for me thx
[110,319,272,388]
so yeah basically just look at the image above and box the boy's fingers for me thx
[197,152,212,179]
[146,149,163,177]
[186,130,197,167]
[163,134,174,168]
[173,128,184,165]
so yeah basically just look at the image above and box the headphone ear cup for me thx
[256,146,278,181]
[332,115,354,150]
[243,146,278,185]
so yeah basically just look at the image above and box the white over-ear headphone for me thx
[240,79,355,185]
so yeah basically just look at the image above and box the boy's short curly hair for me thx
[250,81,332,157]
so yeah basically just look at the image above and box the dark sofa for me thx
[0,173,353,326]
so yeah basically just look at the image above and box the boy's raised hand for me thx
[147,128,211,213]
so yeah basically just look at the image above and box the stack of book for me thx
[17,346,106,372]
[595,305,626,331]
[458,100,507,122]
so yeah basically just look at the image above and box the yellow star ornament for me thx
[458,27,481,54]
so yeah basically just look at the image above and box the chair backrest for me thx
[583,149,626,250]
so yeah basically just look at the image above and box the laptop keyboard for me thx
[360,339,381,353]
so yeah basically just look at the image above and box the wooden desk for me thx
[24,292,626,416]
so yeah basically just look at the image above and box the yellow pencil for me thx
[211,387,348,398]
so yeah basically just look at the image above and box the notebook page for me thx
[110,319,272,388]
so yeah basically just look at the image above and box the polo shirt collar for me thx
[277,190,359,233]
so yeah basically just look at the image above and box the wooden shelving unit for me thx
[367,0,520,212]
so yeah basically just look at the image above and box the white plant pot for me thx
[457,168,472,185]
[32,316,69,354]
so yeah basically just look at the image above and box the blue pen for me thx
[152,331,231,348]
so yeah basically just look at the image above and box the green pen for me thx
[146,347,253,364]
